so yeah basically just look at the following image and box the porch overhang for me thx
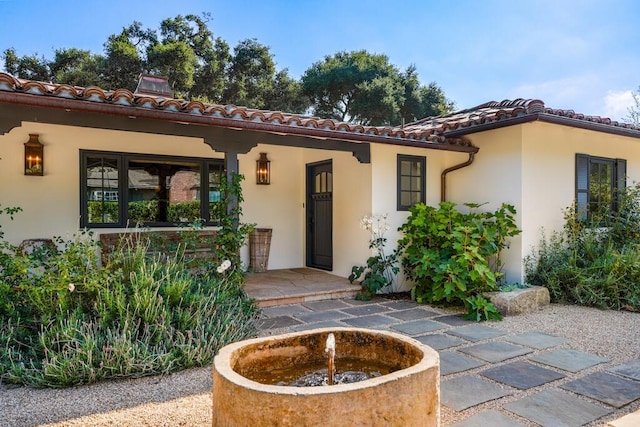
[0,101,373,163]
[0,72,478,164]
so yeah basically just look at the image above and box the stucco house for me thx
[1,71,639,288]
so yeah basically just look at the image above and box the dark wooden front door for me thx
[306,160,333,270]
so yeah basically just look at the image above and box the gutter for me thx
[441,153,475,202]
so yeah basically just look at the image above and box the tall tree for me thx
[263,69,310,113]
[302,50,398,123]
[2,48,50,81]
[302,51,453,125]
[146,41,197,96]
[157,13,229,101]
[102,23,150,91]
[223,39,277,108]
[1,15,452,119]
[49,48,104,87]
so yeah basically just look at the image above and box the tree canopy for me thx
[301,51,453,125]
[2,14,453,123]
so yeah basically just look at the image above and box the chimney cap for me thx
[134,74,173,98]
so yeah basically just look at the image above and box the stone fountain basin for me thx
[212,327,440,426]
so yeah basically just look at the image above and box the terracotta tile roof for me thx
[403,98,640,135]
[1,73,638,148]
[0,72,474,152]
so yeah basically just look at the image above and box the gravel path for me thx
[1,303,638,426]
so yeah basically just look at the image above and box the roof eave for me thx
[0,90,477,154]
[443,113,640,139]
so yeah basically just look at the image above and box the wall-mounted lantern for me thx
[24,134,44,176]
[256,152,270,185]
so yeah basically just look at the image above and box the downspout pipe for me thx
[441,153,475,202]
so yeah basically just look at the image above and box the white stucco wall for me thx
[369,143,470,290]
[0,122,378,277]
[447,121,640,284]
[240,145,305,270]
[0,123,310,272]
[11,119,637,285]
[301,149,372,278]
[520,121,640,266]
[0,122,220,243]
[446,125,525,284]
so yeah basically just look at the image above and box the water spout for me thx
[325,333,336,385]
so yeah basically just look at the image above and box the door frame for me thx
[305,160,333,270]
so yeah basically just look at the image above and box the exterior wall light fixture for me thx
[256,152,270,185]
[24,133,44,176]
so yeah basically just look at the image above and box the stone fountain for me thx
[212,327,440,426]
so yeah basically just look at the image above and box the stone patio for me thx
[257,294,640,426]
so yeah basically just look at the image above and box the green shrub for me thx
[167,201,201,223]
[88,201,118,223]
[0,173,259,388]
[525,188,640,311]
[398,202,520,320]
[128,200,158,222]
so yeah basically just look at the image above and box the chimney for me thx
[134,74,173,98]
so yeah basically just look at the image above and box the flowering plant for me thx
[216,259,232,274]
[348,214,399,300]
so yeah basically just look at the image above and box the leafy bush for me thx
[398,202,520,320]
[0,173,259,387]
[88,201,119,223]
[525,187,640,311]
[167,201,201,223]
[128,200,159,222]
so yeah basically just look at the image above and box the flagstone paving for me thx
[439,350,486,375]
[503,389,612,426]
[560,371,640,408]
[609,359,640,382]
[530,348,610,373]
[386,307,439,320]
[441,376,513,411]
[449,409,526,427]
[445,323,507,341]
[390,318,447,335]
[458,341,532,363]
[505,331,567,349]
[257,297,640,426]
[481,360,565,390]
[414,333,465,350]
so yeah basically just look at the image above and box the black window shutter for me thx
[615,158,627,210]
[575,154,589,220]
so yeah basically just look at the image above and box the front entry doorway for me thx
[306,160,333,270]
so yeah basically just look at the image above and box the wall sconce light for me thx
[24,133,44,176]
[256,152,270,185]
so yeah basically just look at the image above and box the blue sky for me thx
[1,0,639,121]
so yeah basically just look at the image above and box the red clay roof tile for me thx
[1,74,639,149]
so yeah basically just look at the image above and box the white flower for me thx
[216,259,232,273]
[68,283,75,292]
[360,216,370,230]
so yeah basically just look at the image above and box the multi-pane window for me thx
[314,170,333,194]
[81,151,224,228]
[397,155,426,210]
[575,153,626,220]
